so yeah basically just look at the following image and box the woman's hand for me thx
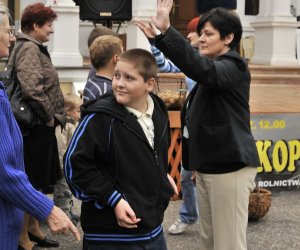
[152,0,173,34]
[136,21,157,38]
[46,206,80,241]
[136,0,173,36]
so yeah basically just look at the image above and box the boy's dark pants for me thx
[83,232,167,250]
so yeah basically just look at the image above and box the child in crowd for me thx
[83,35,123,103]
[53,93,82,225]
[86,25,118,80]
[64,48,177,249]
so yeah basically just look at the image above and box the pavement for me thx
[39,190,300,250]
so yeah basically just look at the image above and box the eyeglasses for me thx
[1,26,15,37]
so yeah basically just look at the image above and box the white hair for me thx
[0,2,10,26]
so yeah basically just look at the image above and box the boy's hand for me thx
[167,174,178,195]
[114,199,141,228]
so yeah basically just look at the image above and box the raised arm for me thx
[151,45,180,73]
[136,0,173,37]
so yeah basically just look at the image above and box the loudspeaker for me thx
[79,0,132,22]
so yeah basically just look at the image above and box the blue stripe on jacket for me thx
[84,225,163,242]
[64,113,96,200]
[64,113,121,208]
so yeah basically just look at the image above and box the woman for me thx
[0,3,80,250]
[7,3,65,249]
[137,1,260,249]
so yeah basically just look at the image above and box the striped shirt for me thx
[151,46,181,73]
[83,74,112,103]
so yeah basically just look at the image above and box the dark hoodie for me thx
[64,91,174,244]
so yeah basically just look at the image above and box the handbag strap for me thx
[7,42,24,99]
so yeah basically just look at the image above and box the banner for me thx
[251,113,300,190]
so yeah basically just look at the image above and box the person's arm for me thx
[64,113,123,209]
[151,45,180,73]
[0,96,53,219]
[0,96,80,241]
[138,0,245,89]
[155,27,245,89]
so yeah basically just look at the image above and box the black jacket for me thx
[156,27,260,174]
[64,92,173,243]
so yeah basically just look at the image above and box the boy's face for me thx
[112,60,154,111]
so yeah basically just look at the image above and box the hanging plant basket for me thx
[248,188,272,221]
[155,73,187,110]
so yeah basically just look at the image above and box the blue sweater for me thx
[0,82,54,250]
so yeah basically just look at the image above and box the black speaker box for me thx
[79,0,132,22]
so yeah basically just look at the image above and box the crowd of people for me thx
[0,0,260,250]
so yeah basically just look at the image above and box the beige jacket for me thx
[55,120,77,170]
[8,33,64,124]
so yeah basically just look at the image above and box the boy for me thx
[83,35,123,103]
[64,49,177,249]
[86,25,118,81]
[54,93,82,225]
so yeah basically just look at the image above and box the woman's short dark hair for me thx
[197,7,242,49]
[21,3,57,33]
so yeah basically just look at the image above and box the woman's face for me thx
[0,14,15,58]
[199,21,232,59]
[32,20,54,43]
[187,31,200,48]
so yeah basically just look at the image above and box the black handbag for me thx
[2,42,36,128]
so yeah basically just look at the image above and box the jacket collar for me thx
[16,33,50,57]
[16,33,44,47]
[82,92,169,149]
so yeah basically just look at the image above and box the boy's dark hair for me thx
[197,7,242,49]
[90,35,123,70]
[87,26,117,48]
[118,49,158,82]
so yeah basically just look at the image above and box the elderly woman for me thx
[0,3,80,250]
[137,1,260,250]
[7,3,65,249]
